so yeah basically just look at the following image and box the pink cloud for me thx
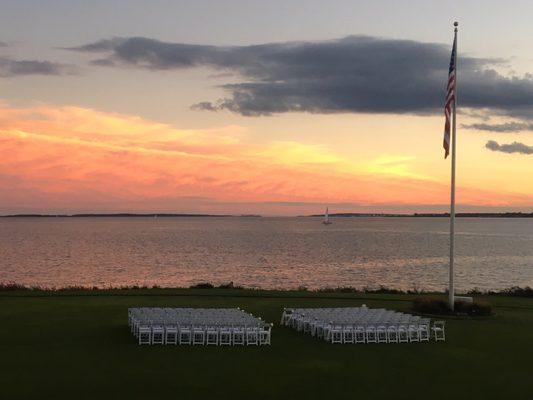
[0,102,531,215]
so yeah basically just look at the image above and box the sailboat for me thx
[323,207,332,225]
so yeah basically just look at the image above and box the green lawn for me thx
[1,289,532,400]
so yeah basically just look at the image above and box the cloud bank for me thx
[69,36,533,117]
[0,57,76,77]
[485,140,533,155]
[463,121,533,133]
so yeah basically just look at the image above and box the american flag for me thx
[443,36,457,158]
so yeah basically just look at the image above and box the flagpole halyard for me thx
[449,21,458,311]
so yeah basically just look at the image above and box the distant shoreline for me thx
[307,212,533,218]
[1,213,239,218]
[1,212,532,218]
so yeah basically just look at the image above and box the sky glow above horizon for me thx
[0,0,532,215]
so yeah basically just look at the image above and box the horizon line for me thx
[2,212,533,218]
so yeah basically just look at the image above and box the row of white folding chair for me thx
[137,324,271,346]
[307,319,398,336]
[326,314,416,324]
[131,310,258,324]
[129,308,264,336]
[288,307,387,317]
[282,308,404,327]
[292,309,403,319]
[132,317,265,338]
[132,316,262,325]
[134,316,261,327]
[322,321,432,344]
[130,308,257,320]
[308,321,433,344]
[292,313,418,333]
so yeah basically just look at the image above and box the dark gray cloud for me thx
[485,140,533,154]
[0,57,76,77]
[463,121,533,132]
[0,41,8,47]
[69,36,533,116]
[90,58,116,67]
[191,101,218,112]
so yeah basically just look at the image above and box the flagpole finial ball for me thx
[454,21,458,27]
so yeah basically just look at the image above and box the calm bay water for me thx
[1,217,532,291]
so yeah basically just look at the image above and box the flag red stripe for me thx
[443,39,456,159]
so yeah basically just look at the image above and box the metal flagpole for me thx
[449,22,458,311]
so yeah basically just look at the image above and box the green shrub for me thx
[217,282,244,289]
[413,297,493,316]
[454,300,493,316]
[497,286,533,298]
[413,297,451,315]
[189,282,214,289]
[0,282,29,291]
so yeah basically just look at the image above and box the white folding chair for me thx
[179,326,192,345]
[355,326,366,344]
[164,325,178,345]
[432,321,446,342]
[343,326,354,344]
[151,325,164,345]
[322,324,333,342]
[387,326,398,343]
[193,326,206,345]
[409,324,420,342]
[219,327,232,345]
[398,325,409,343]
[419,319,431,342]
[232,327,245,345]
[138,325,151,345]
[246,327,259,345]
[259,325,272,345]
[206,326,219,345]
[280,309,292,326]
[330,325,343,344]
[365,326,377,343]
[377,325,388,343]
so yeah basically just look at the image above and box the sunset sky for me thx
[1,0,532,215]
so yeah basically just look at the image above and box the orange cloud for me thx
[0,101,531,214]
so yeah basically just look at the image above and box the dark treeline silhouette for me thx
[307,212,533,218]
[0,213,235,218]
[2,212,532,218]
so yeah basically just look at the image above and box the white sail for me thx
[323,207,332,225]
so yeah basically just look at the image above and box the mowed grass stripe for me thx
[1,290,532,400]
